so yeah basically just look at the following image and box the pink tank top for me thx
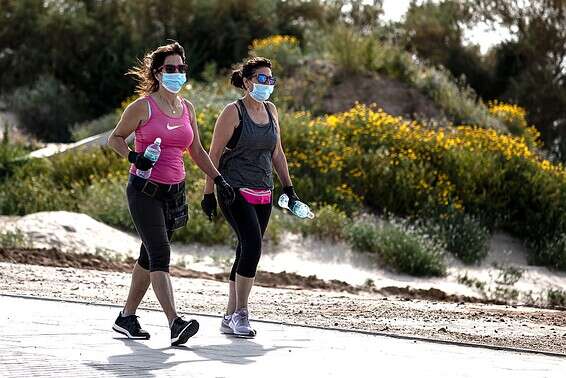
[129,96,194,184]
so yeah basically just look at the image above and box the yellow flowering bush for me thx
[488,101,542,148]
[280,103,566,268]
[250,35,302,76]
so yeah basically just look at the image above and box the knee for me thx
[237,236,262,278]
[137,245,150,270]
[148,244,171,273]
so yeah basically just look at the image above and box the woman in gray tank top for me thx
[201,57,306,337]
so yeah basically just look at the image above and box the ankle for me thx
[169,316,179,328]
[121,309,135,317]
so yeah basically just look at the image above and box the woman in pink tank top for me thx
[107,41,235,346]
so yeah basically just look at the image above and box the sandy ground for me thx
[3,212,566,308]
[1,259,565,355]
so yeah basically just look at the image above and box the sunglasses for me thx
[253,73,277,85]
[158,64,188,74]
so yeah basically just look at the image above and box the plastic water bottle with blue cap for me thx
[136,137,161,179]
[278,194,315,219]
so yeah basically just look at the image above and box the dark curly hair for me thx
[127,41,186,96]
[230,57,272,90]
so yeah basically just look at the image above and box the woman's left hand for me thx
[283,185,301,208]
[201,193,217,220]
[214,175,236,205]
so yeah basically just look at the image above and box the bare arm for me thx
[203,103,240,194]
[185,100,222,180]
[107,98,148,157]
[269,102,293,188]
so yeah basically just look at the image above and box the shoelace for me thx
[236,311,251,328]
[126,315,142,332]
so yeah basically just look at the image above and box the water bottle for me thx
[278,194,315,219]
[136,137,161,179]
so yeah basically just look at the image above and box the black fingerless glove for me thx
[201,193,217,221]
[214,175,235,206]
[283,185,300,208]
[128,151,154,171]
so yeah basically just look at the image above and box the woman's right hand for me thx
[128,151,154,171]
[201,193,218,221]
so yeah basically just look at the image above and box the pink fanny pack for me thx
[239,188,272,205]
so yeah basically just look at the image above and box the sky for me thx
[381,0,514,54]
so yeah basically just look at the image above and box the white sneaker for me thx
[229,308,256,338]
[220,314,233,334]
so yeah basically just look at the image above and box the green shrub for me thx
[529,235,566,271]
[311,27,504,131]
[412,66,504,131]
[0,139,29,175]
[346,216,381,253]
[300,204,350,241]
[5,75,83,142]
[172,203,233,245]
[419,209,490,264]
[250,35,302,77]
[0,161,78,215]
[377,220,446,277]
[346,217,446,277]
[77,176,133,231]
[323,25,375,74]
[0,147,127,215]
[72,112,119,141]
[0,229,30,248]
[547,288,566,307]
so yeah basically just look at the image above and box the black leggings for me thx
[219,191,272,280]
[126,182,174,273]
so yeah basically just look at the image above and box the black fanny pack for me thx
[164,190,189,231]
[129,175,189,231]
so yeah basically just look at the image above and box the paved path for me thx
[0,295,564,377]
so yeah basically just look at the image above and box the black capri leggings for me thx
[126,181,175,273]
[219,191,272,280]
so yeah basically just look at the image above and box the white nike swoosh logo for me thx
[166,123,183,130]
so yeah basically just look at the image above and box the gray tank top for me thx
[219,99,278,189]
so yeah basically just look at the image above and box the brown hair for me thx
[127,41,186,96]
[230,57,272,90]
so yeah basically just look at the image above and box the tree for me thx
[402,0,494,99]
[468,0,566,159]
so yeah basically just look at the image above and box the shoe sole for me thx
[220,324,234,335]
[171,320,199,346]
[230,325,257,338]
[112,324,150,340]
[232,331,257,338]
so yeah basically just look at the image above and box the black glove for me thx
[283,185,300,209]
[214,175,235,206]
[128,151,154,171]
[201,193,217,221]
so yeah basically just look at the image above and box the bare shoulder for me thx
[122,97,149,121]
[219,101,240,122]
[125,97,148,113]
[265,101,278,116]
[182,98,195,111]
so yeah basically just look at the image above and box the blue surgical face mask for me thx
[161,73,186,94]
[249,83,274,102]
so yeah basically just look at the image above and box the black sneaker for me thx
[112,312,150,340]
[170,317,199,346]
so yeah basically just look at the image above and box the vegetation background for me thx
[2,0,566,279]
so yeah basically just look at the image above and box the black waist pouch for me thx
[164,190,189,231]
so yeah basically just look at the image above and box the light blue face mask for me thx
[249,83,274,102]
[161,73,187,94]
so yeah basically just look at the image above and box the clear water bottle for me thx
[278,194,315,219]
[136,137,161,179]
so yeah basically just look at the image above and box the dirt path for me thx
[1,249,565,355]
